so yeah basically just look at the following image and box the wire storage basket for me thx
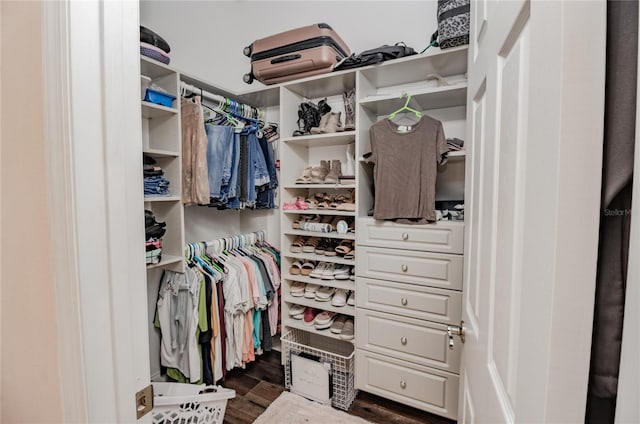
[281,329,357,410]
[151,382,235,424]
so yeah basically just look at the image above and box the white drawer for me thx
[356,350,459,420]
[356,277,462,325]
[356,218,464,254]
[357,246,463,290]
[356,309,461,373]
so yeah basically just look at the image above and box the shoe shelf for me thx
[284,273,355,291]
[283,184,356,190]
[284,251,355,266]
[144,195,181,202]
[284,296,356,317]
[448,151,466,159]
[143,148,180,158]
[283,318,355,344]
[282,131,356,147]
[358,83,467,115]
[284,229,356,240]
[283,209,356,217]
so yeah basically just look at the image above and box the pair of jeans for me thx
[219,132,240,204]
[256,136,278,208]
[205,125,235,202]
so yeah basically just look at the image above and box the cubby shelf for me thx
[359,84,467,115]
[141,101,179,119]
[143,148,180,158]
[144,195,181,202]
[146,255,183,269]
[283,209,356,217]
[283,184,356,190]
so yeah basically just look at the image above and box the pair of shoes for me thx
[330,315,354,340]
[331,289,354,307]
[310,112,345,134]
[289,303,306,319]
[292,101,322,136]
[289,260,315,276]
[310,160,342,184]
[335,240,354,257]
[283,196,310,210]
[309,262,337,280]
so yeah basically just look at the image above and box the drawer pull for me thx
[402,232,409,240]
[401,264,408,272]
[401,297,408,306]
[400,337,407,345]
[400,380,407,389]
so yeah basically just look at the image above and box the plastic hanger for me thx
[388,93,423,121]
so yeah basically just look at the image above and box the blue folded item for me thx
[144,176,171,196]
[144,89,176,108]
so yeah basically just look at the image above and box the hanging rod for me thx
[185,230,267,255]
[180,81,262,119]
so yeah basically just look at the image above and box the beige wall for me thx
[1,1,64,422]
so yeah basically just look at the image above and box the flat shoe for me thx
[330,315,348,333]
[346,291,355,306]
[290,281,306,296]
[314,311,337,329]
[300,261,315,276]
[331,289,348,307]
[289,260,303,275]
[289,304,305,316]
[303,307,319,326]
[321,263,336,280]
[309,262,325,279]
[315,286,336,301]
[340,318,354,340]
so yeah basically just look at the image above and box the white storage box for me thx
[151,382,235,424]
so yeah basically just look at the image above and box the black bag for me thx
[140,26,171,54]
[433,0,470,49]
[334,42,416,71]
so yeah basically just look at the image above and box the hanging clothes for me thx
[181,96,211,205]
[154,234,281,385]
[365,115,448,224]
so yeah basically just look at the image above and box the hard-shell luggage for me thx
[243,23,351,85]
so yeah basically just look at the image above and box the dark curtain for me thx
[586,1,637,422]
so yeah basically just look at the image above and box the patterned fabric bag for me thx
[436,0,470,49]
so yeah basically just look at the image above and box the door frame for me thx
[43,1,148,422]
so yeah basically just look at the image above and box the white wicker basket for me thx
[151,382,235,424]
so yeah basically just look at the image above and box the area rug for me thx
[252,391,372,424]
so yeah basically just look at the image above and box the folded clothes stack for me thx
[145,210,166,265]
[140,26,171,65]
[143,155,171,197]
[447,137,465,152]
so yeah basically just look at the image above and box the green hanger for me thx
[388,93,423,121]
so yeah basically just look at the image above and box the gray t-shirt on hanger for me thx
[368,115,448,224]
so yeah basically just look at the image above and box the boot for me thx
[343,143,355,177]
[310,113,330,134]
[310,160,330,184]
[343,89,355,131]
[320,112,344,133]
[324,160,342,184]
[317,98,332,115]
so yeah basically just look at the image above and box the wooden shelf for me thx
[282,131,356,147]
[146,255,183,270]
[144,195,181,202]
[283,318,354,343]
[284,230,355,240]
[283,209,356,217]
[143,148,180,158]
[283,296,356,316]
[284,251,355,266]
[140,56,177,78]
[359,84,467,115]
[141,101,178,119]
[283,273,355,291]
[282,71,356,99]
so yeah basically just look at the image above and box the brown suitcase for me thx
[243,23,351,85]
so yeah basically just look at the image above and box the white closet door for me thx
[460,1,605,422]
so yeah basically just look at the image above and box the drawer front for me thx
[357,246,463,290]
[356,309,461,373]
[356,350,459,420]
[356,277,462,325]
[356,218,464,254]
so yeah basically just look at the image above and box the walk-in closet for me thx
[5,1,635,423]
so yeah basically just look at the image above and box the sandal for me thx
[290,236,305,253]
[295,166,313,184]
[314,238,330,255]
[289,260,303,275]
[335,240,353,256]
[300,261,316,276]
[324,239,339,256]
[344,249,355,261]
[303,237,320,253]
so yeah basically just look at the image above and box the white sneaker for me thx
[331,289,348,307]
[346,291,355,306]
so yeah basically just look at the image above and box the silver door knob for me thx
[400,381,407,389]
[401,264,408,272]
[402,232,409,240]
[401,298,408,306]
[401,337,407,345]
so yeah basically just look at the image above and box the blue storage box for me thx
[144,89,176,108]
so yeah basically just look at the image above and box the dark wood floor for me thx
[221,349,455,424]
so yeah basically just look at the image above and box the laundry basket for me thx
[151,382,235,424]
[281,329,357,411]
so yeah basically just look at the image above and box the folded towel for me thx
[141,48,170,65]
[141,42,170,58]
